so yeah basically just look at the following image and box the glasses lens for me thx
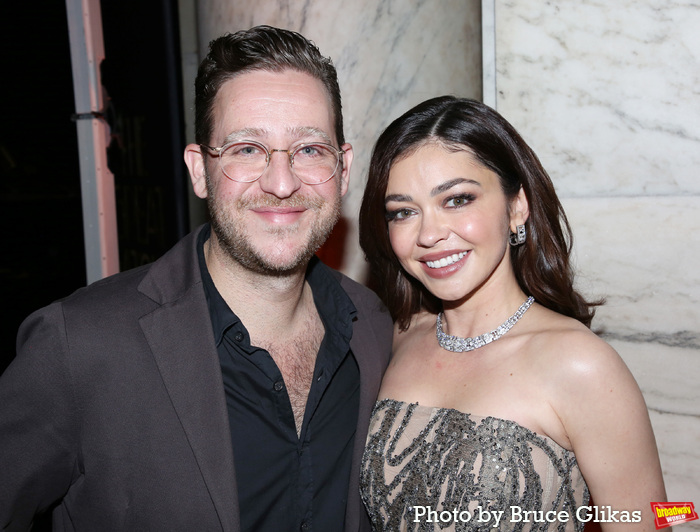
[292,144,340,184]
[220,142,268,182]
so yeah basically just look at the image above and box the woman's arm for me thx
[555,331,666,531]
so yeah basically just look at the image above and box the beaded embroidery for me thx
[361,399,589,531]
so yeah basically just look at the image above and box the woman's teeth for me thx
[425,252,467,269]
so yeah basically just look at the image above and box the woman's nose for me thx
[416,210,449,248]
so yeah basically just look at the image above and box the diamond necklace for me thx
[436,296,535,352]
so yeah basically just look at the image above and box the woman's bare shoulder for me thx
[526,305,616,366]
[524,305,640,413]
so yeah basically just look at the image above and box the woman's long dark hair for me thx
[359,96,601,331]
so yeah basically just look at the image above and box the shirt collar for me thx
[197,224,357,346]
[197,225,240,345]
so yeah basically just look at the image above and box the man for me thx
[0,26,392,531]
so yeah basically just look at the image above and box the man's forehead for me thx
[216,69,332,107]
[211,71,337,144]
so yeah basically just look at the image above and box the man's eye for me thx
[225,143,264,158]
[299,146,319,156]
[295,144,334,160]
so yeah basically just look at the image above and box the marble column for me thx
[192,0,483,280]
[486,0,700,517]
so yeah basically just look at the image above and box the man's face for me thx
[186,69,352,275]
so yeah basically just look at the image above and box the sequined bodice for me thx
[361,399,589,531]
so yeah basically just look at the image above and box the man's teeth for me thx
[425,252,467,269]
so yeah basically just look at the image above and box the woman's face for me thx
[384,143,525,304]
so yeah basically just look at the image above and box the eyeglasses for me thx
[200,140,345,185]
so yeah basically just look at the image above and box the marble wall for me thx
[191,0,483,280]
[486,0,700,517]
[186,0,699,519]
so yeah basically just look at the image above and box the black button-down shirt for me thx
[198,226,360,532]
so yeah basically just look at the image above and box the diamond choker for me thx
[436,296,535,352]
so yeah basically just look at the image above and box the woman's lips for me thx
[424,251,468,269]
[419,250,469,279]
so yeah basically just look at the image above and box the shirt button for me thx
[274,381,284,392]
[234,332,244,342]
[300,522,310,532]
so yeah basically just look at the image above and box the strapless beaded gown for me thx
[361,399,589,531]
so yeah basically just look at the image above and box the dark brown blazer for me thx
[0,226,393,532]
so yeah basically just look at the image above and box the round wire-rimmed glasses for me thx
[200,140,345,185]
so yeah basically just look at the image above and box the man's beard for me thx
[206,173,341,276]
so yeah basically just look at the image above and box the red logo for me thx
[651,502,698,529]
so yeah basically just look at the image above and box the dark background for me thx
[1,0,189,377]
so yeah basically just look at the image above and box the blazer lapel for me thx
[345,309,387,532]
[138,227,239,532]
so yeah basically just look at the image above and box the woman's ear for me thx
[509,186,530,232]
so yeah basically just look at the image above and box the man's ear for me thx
[184,144,208,199]
[338,143,353,197]
[509,186,530,232]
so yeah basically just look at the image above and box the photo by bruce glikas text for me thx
[410,505,642,527]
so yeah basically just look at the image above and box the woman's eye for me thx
[445,194,474,208]
[386,208,414,222]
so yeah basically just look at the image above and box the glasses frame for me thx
[200,139,345,185]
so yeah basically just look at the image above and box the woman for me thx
[358,96,665,531]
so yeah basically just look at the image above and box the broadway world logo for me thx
[651,502,698,529]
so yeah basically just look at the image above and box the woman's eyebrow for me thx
[430,178,480,197]
[385,178,481,205]
[385,193,412,204]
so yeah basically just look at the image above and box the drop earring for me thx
[509,224,526,246]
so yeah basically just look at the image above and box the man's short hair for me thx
[194,25,345,147]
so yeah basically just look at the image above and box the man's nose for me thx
[257,150,302,198]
